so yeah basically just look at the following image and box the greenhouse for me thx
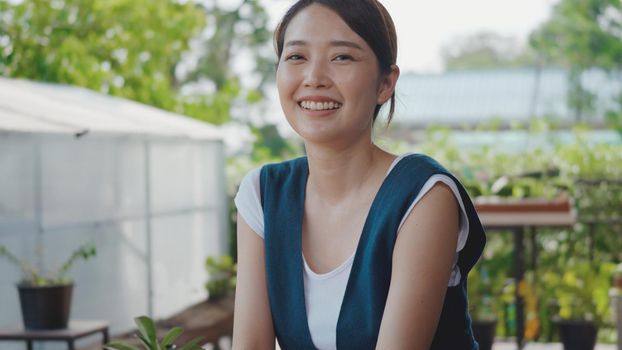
[0,77,228,340]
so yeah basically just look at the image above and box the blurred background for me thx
[0,0,621,349]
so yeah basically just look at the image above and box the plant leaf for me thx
[177,336,205,350]
[134,316,158,347]
[104,342,141,350]
[161,327,183,348]
[138,334,154,350]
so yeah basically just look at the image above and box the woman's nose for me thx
[303,60,330,88]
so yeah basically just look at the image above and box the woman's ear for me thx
[377,64,400,105]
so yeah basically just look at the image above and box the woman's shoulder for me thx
[237,156,308,194]
[259,156,308,181]
[396,153,452,176]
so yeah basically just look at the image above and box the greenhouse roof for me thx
[394,68,621,127]
[0,77,221,140]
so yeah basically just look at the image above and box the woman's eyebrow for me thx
[329,40,363,50]
[284,40,363,50]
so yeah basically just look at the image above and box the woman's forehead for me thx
[283,4,368,48]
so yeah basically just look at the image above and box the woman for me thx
[232,0,486,349]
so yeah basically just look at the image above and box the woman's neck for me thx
[304,139,395,206]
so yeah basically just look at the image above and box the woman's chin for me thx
[293,126,342,145]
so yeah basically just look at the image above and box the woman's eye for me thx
[334,54,353,61]
[285,54,304,61]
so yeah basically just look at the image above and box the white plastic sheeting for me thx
[0,77,228,345]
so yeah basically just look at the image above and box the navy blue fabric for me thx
[260,154,486,349]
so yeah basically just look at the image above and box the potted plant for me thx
[0,243,96,330]
[204,255,236,301]
[105,315,204,350]
[467,266,499,350]
[542,260,616,350]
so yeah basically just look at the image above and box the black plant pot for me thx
[556,320,598,350]
[472,319,497,350]
[17,283,73,330]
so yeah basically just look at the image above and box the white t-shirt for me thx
[234,154,469,350]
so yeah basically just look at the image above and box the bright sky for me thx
[266,0,559,73]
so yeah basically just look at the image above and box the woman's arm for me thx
[375,183,460,350]
[231,214,276,350]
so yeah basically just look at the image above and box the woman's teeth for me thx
[299,101,342,111]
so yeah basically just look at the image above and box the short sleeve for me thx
[233,167,265,238]
[397,174,470,253]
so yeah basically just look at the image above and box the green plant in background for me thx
[105,316,204,350]
[205,255,237,300]
[542,261,616,327]
[468,266,499,321]
[0,243,96,286]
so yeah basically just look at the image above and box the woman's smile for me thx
[297,95,343,117]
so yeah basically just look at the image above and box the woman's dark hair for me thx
[274,0,398,124]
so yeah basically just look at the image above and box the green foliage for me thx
[187,0,273,91]
[530,0,622,123]
[251,124,297,161]
[0,243,96,286]
[104,315,204,350]
[542,261,616,327]
[205,255,236,300]
[467,266,500,321]
[0,0,273,126]
[0,0,205,111]
[530,0,622,70]
[178,0,274,126]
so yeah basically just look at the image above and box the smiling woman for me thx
[231,1,486,350]
[274,4,396,147]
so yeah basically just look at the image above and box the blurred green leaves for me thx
[542,261,616,326]
[0,0,204,110]
[530,0,622,124]
[530,0,622,70]
[0,0,274,126]
[104,315,204,350]
[0,242,96,286]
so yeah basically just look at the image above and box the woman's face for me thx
[276,4,394,146]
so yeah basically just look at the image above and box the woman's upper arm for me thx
[375,182,460,350]
[232,213,276,350]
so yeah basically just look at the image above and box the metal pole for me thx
[144,140,154,318]
[514,227,525,349]
[34,137,43,275]
[215,141,229,256]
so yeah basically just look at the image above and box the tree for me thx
[0,0,275,126]
[441,32,536,71]
[530,0,622,124]
[530,0,622,70]
[0,0,205,113]
[177,0,275,125]
[185,0,273,91]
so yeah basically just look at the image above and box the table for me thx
[475,196,576,349]
[0,320,109,350]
